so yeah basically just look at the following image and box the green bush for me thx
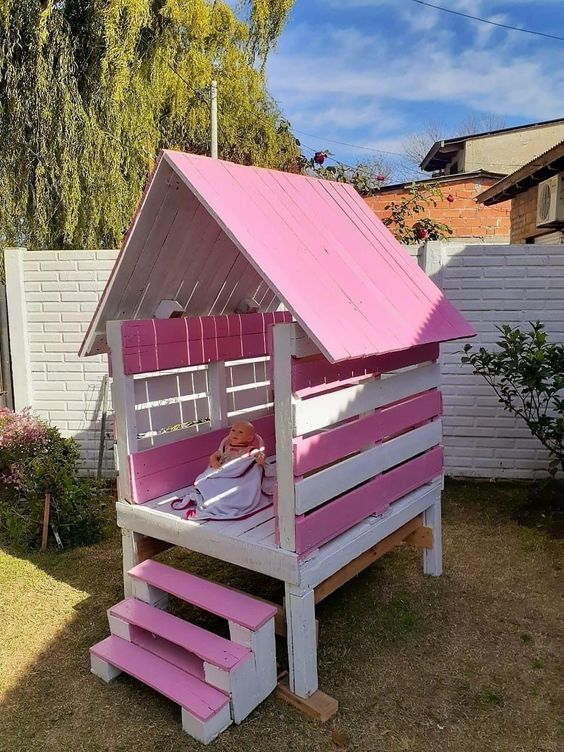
[0,408,113,549]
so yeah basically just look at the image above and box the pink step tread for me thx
[129,560,277,630]
[128,627,206,682]
[110,598,251,670]
[90,635,229,721]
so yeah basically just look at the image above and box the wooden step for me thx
[128,560,277,630]
[90,635,230,721]
[109,598,251,671]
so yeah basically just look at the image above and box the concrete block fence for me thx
[4,244,564,479]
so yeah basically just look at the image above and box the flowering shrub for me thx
[383,182,453,244]
[0,408,112,549]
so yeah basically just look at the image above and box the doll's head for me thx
[228,421,256,447]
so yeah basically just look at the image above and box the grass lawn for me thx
[0,481,562,752]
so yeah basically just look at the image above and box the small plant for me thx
[383,182,453,244]
[308,155,388,196]
[0,408,112,549]
[462,322,564,477]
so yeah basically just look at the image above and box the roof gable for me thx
[81,151,474,362]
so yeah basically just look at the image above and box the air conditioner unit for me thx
[536,174,564,227]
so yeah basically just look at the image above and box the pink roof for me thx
[81,151,474,361]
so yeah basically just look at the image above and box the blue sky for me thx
[264,0,564,179]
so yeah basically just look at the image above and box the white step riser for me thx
[91,654,121,683]
[108,613,132,642]
[181,705,232,745]
[228,619,277,723]
[131,580,169,610]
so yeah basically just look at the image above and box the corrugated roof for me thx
[477,140,564,206]
[81,151,474,363]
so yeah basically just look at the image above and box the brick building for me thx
[478,140,564,244]
[365,171,511,240]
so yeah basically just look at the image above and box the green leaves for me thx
[382,182,453,244]
[0,1,299,253]
[462,322,564,477]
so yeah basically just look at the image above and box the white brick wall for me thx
[429,242,564,480]
[5,249,118,474]
[5,243,563,479]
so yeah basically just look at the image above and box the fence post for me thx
[419,241,444,289]
[0,282,14,408]
[4,248,32,410]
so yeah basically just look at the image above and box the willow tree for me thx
[0,0,296,251]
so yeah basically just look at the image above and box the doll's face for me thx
[229,421,255,446]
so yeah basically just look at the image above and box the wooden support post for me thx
[285,584,318,698]
[41,493,51,551]
[273,324,296,551]
[423,494,442,576]
[207,361,228,430]
[121,529,173,598]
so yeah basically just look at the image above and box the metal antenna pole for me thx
[210,80,218,159]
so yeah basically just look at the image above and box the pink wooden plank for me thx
[293,390,442,476]
[128,626,207,682]
[129,414,275,503]
[292,343,439,395]
[128,560,278,630]
[121,312,291,375]
[294,445,444,554]
[110,598,250,670]
[90,635,229,720]
[124,333,273,375]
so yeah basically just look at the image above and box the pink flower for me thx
[313,152,326,166]
[446,194,455,203]
[415,226,428,240]
[376,174,386,182]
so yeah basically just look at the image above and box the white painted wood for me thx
[181,704,232,744]
[108,613,132,641]
[290,324,321,359]
[4,248,32,409]
[293,362,441,435]
[295,419,443,514]
[121,528,141,598]
[273,323,297,551]
[203,663,231,693]
[116,501,300,584]
[107,320,138,502]
[285,586,318,698]
[423,495,443,576]
[131,579,169,610]
[154,299,183,318]
[228,619,277,718]
[208,361,228,430]
[299,478,442,591]
[90,654,121,683]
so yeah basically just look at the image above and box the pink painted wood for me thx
[121,312,291,375]
[90,635,230,720]
[128,560,278,630]
[294,445,444,554]
[292,343,439,396]
[129,414,275,504]
[110,598,251,670]
[162,152,475,362]
[128,626,207,682]
[293,390,442,476]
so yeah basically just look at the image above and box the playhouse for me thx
[80,151,474,743]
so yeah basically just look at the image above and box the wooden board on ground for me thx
[276,679,338,722]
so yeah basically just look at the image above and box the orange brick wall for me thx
[365,176,511,239]
[508,184,557,244]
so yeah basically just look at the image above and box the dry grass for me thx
[0,481,562,752]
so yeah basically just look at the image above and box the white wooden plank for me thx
[239,518,276,544]
[207,361,228,430]
[116,501,300,584]
[90,654,121,683]
[299,478,442,590]
[423,495,442,576]
[107,320,137,502]
[137,420,210,451]
[181,704,232,744]
[285,585,318,698]
[273,324,296,551]
[295,419,443,514]
[291,325,321,359]
[293,362,440,435]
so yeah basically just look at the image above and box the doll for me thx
[208,421,265,469]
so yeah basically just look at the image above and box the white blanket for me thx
[181,456,274,521]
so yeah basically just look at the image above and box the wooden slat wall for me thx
[279,329,444,554]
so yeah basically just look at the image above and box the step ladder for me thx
[90,560,278,744]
